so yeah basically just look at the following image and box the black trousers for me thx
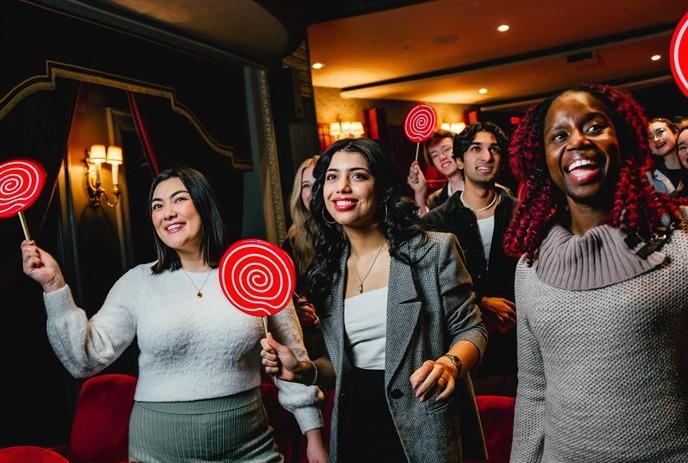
[344,368,408,463]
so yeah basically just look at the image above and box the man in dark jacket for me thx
[423,121,518,396]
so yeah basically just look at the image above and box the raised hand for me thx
[21,240,65,292]
[295,296,320,327]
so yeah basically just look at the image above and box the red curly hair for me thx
[503,83,686,262]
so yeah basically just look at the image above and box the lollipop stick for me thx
[414,143,420,162]
[18,212,30,240]
[262,316,269,337]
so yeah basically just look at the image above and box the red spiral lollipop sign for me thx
[219,239,296,318]
[404,104,437,143]
[0,159,46,218]
[670,10,688,98]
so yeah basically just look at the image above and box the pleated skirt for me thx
[129,387,283,463]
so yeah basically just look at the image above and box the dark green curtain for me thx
[0,77,79,446]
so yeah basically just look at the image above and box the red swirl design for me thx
[219,239,296,317]
[0,159,46,218]
[404,104,437,143]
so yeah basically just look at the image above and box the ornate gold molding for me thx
[256,70,286,244]
[0,60,251,170]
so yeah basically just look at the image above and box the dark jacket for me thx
[423,188,518,376]
[426,184,451,210]
[318,232,488,463]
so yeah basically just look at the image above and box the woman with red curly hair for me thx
[504,84,688,462]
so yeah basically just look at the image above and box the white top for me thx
[43,263,322,433]
[344,286,388,370]
[477,215,495,267]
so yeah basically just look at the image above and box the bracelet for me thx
[306,359,318,386]
[442,354,463,378]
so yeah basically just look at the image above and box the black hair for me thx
[453,121,508,161]
[148,167,227,273]
[306,138,426,303]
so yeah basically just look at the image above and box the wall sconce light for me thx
[329,120,365,140]
[84,144,124,207]
[440,122,466,134]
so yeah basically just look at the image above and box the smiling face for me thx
[648,121,677,157]
[151,177,202,255]
[323,150,377,230]
[428,137,459,178]
[544,91,620,208]
[300,165,315,211]
[678,129,688,170]
[459,131,503,187]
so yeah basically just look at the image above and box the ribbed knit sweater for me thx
[43,264,323,433]
[511,224,688,462]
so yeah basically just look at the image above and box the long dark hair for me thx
[307,138,425,303]
[149,167,227,273]
[503,83,686,262]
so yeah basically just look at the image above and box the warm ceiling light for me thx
[312,62,325,69]
[650,54,661,61]
[497,24,510,32]
[478,88,488,94]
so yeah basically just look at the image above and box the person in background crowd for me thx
[261,138,488,463]
[22,167,327,463]
[677,127,688,171]
[647,117,684,195]
[505,83,688,462]
[424,121,518,396]
[673,115,688,130]
[283,155,326,358]
[407,129,463,213]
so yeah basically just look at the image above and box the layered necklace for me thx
[352,240,387,294]
[181,268,213,298]
[460,190,498,213]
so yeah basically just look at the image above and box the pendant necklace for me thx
[352,241,387,294]
[181,268,212,298]
[460,191,498,213]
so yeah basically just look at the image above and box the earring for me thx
[322,208,336,226]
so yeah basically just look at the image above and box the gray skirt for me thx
[129,387,283,463]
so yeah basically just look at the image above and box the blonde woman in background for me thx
[282,156,325,357]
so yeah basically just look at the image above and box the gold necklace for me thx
[352,241,387,294]
[181,268,212,298]
[460,190,498,213]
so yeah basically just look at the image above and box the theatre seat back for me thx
[0,446,69,463]
[465,395,516,463]
[67,374,136,463]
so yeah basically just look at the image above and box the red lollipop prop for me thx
[670,10,688,98]
[219,239,296,334]
[404,104,437,162]
[0,159,46,239]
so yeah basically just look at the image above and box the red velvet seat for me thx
[465,395,516,463]
[0,446,69,463]
[65,374,137,463]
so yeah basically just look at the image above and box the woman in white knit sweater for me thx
[21,167,327,463]
[503,84,688,462]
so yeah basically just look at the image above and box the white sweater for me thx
[43,263,323,433]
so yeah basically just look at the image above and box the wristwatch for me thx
[442,354,463,378]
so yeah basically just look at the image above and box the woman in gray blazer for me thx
[261,138,488,462]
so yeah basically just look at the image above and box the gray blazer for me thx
[318,231,488,462]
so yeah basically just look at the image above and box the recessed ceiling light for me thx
[312,62,325,70]
[478,88,488,94]
[650,54,661,61]
[497,24,510,32]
